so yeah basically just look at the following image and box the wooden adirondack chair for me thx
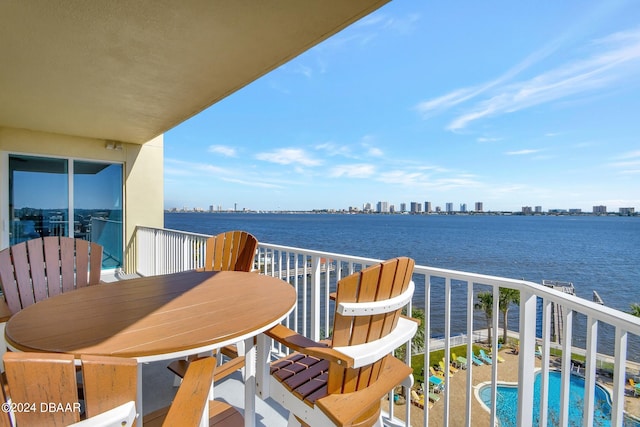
[168,230,259,380]
[0,237,103,370]
[261,257,418,427]
[1,353,242,427]
[202,230,258,273]
[0,236,103,315]
[1,352,136,426]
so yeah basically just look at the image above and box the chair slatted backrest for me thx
[3,352,136,426]
[204,230,258,272]
[329,256,414,395]
[0,237,103,314]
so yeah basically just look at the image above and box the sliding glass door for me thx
[8,154,123,269]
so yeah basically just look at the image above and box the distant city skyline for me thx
[164,1,640,212]
[166,200,636,215]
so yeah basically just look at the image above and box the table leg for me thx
[256,333,271,400]
[244,337,256,427]
[137,363,143,424]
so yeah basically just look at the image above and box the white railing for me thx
[135,226,208,276]
[134,226,640,427]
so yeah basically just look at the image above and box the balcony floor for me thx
[142,357,289,426]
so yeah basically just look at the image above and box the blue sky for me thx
[164,1,640,212]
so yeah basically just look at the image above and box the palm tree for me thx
[410,307,426,355]
[499,288,520,345]
[475,291,493,345]
[394,307,425,360]
[630,303,640,317]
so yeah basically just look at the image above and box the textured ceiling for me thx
[0,0,389,143]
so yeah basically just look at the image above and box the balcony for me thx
[133,226,640,426]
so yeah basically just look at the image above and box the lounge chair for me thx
[491,352,505,363]
[429,392,441,403]
[452,352,468,369]
[440,359,458,374]
[535,345,543,358]
[410,390,424,409]
[428,375,444,393]
[471,353,484,365]
[478,349,493,365]
[430,366,446,378]
[630,378,640,397]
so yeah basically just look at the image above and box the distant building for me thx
[377,201,389,213]
[446,202,453,213]
[460,203,467,213]
[593,205,607,214]
[619,207,635,215]
[568,209,582,214]
[535,206,542,214]
[425,201,432,213]
[475,202,483,212]
[410,202,422,213]
[522,206,533,214]
[363,202,372,212]
[400,203,407,213]
[389,204,395,213]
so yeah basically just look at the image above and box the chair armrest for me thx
[265,324,354,368]
[163,357,216,426]
[67,401,136,427]
[316,355,413,426]
[0,300,12,323]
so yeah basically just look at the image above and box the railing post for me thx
[517,289,536,427]
[310,255,321,342]
[612,327,627,426]
[465,282,474,427]
[583,315,598,427]
[182,233,189,272]
[559,308,573,427]
[538,299,551,427]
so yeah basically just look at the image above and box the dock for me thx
[542,280,575,345]
[593,290,604,305]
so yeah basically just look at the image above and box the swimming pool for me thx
[478,371,640,427]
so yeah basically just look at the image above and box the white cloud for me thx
[415,88,479,118]
[607,150,640,173]
[367,147,383,157]
[447,28,640,130]
[617,150,640,159]
[329,164,375,178]
[208,145,237,157]
[417,27,640,131]
[255,148,322,166]
[505,149,542,156]
[315,142,352,157]
[221,177,283,189]
[477,137,502,143]
[378,170,426,185]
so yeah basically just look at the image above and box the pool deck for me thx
[387,347,640,426]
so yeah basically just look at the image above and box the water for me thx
[164,212,640,359]
[479,371,640,426]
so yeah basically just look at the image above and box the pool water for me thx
[479,371,640,427]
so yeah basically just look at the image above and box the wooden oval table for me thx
[5,270,297,426]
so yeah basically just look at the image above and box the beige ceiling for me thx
[0,0,389,144]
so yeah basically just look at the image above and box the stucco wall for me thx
[0,126,164,272]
